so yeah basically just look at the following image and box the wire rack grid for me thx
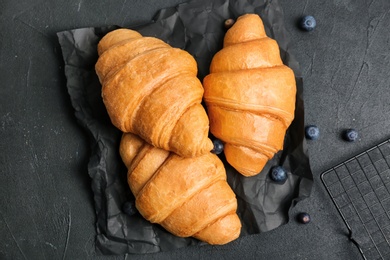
[321,139,390,260]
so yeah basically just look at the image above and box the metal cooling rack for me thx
[321,139,390,260]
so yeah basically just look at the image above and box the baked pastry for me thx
[96,29,213,157]
[119,132,241,245]
[203,14,296,177]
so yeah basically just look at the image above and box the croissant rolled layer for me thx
[203,14,296,177]
[120,133,241,245]
[96,29,213,157]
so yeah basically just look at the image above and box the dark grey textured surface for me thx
[1,0,389,259]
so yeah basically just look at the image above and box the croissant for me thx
[95,29,213,157]
[203,14,296,177]
[119,132,241,245]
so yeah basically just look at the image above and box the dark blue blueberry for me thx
[300,15,316,31]
[269,166,288,184]
[297,212,311,224]
[305,125,320,140]
[343,128,358,142]
[211,139,224,155]
[122,201,137,216]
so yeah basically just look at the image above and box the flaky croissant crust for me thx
[203,14,296,176]
[96,29,213,157]
[120,133,241,245]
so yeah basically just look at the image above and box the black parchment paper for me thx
[57,0,313,255]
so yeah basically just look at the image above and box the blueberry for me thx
[211,139,224,155]
[224,18,235,29]
[305,125,320,140]
[297,212,311,224]
[122,201,137,216]
[269,166,288,184]
[343,128,358,142]
[299,15,316,31]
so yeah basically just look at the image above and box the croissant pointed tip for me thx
[223,14,266,47]
[168,103,213,157]
[224,144,269,177]
[193,213,241,245]
[97,29,142,55]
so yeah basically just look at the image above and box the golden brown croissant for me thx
[203,14,296,177]
[95,29,213,157]
[119,132,241,245]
